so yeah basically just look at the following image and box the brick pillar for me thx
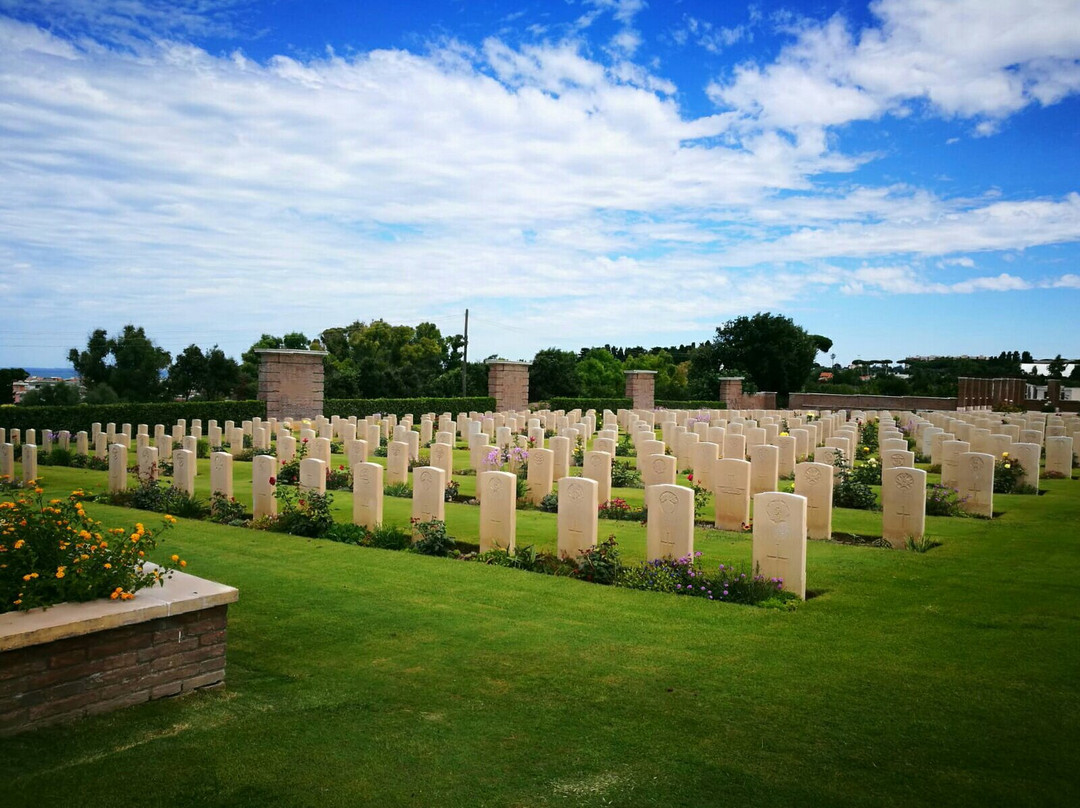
[624,370,656,410]
[257,349,329,421]
[1048,379,1062,409]
[718,377,744,409]
[486,360,532,411]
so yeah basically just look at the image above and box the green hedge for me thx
[324,397,496,419]
[547,397,633,412]
[655,400,727,409]
[0,401,267,436]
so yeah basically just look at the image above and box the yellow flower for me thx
[1002,451,1009,458]
[34,487,43,494]
[171,554,180,562]
[163,515,177,524]
[14,539,24,550]
[1004,463,1011,469]
[179,560,186,567]
[103,563,111,569]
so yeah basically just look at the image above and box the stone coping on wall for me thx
[253,348,329,356]
[0,566,238,653]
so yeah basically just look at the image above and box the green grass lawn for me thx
[2,455,1079,807]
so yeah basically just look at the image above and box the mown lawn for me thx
[2,456,1078,807]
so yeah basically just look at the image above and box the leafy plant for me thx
[925,484,968,517]
[411,518,457,557]
[384,481,413,498]
[611,460,642,488]
[831,451,879,510]
[0,488,184,613]
[209,493,247,525]
[617,555,797,606]
[906,535,942,553]
[598,498,646,521]
[272,486,334,537]
[993,453,1035,494]
[574,535,621,584]
[539,492,559,513]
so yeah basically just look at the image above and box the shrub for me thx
[326,464,352,491]
[831,451,879,510]
[272,487,334,537]
[598,498,646,521]
[367,523,413,550]
[611,460,642,488]
[40,447,75,467]
[324,397,496,419]
[616,555,796,607]
[851,457,882,486]
[116,480,210,519]
[0,400,266,437]
[444,480,460,501]
[615,435,637,457]
[859,420,879,453]
[208,493,246,525]
[539,492,559,513]
[0,488,184,613]
[384,481,413,498]
[925,484,968,517]
[411,518,456,557]
[994,454,1035,494]
[574,536,621,585]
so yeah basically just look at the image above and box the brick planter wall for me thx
[1,569,238,736]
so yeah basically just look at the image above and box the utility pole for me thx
[461,308,469,397]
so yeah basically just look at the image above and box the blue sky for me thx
[1,0,1078,370]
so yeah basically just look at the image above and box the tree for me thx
[68,325,171,402]
[624,351,688,400]
[167,344,240,400]
[705,313,828,399]
[1047,354,1067,379]
[319,320,454,398]
[168,345,208,400]
[0,368,28,405]
[237,333,312,399]
[575,348,623,397]
[19,382,81,406]
[529,349,581,401]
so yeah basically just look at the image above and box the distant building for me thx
[12,376,84,404]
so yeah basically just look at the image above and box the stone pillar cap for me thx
[254,349,328,356]
[624,369,657,375]
[485,359,532,366]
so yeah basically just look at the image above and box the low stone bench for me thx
[1,567,238,735]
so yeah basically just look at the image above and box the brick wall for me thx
[788,392,959,410]
[1,605,229,736]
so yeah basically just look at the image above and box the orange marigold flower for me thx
[171,554,179,562]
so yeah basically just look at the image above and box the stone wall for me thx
[256,349,328,421]
[487,361,531,411]
[789,392,959,411]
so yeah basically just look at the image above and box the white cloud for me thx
[711,0,1080,133]
[0,9,1077,364]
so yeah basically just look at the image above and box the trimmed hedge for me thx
[325,397,497,419]
[656,400,727,410]
[547,397,633,412]
[0,401,266,436]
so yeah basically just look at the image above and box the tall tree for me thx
[0,368,28,405]
[68,325,171,402]
[529,349,581,401]
[701,313,829,399]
